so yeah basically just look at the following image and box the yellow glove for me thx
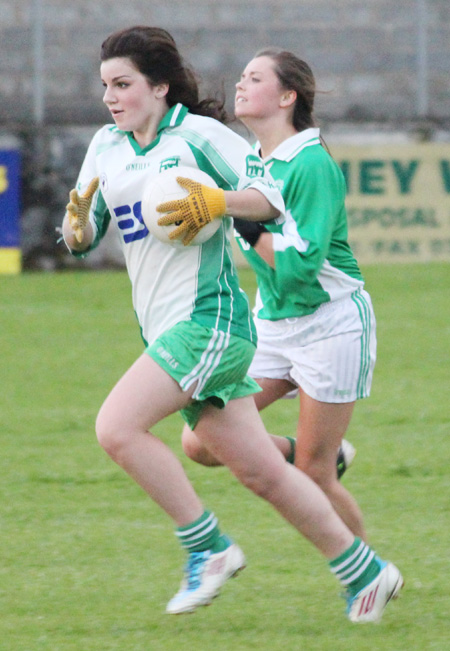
[157,177,226,246]
[65,177,99,243]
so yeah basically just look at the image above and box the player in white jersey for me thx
[62,28,401,622]
[183,47,401,587]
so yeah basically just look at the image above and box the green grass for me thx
[1,264,449,650]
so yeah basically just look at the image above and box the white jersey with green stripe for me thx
[236,128,364,320]
[71,104,284,346]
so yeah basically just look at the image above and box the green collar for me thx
[157,103,189,134]
[260,128,321,163]
[125,103,189,155]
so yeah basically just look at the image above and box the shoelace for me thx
[185,551,209,590]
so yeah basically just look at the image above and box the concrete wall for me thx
[2,0,449,126]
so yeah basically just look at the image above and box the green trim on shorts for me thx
[351,290,372,400]
[146,320,261,429]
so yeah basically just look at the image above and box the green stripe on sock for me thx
[329,537,383,595]
[329,537,362,571]
[176,510,224,552]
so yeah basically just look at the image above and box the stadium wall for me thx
[2,0,450,125]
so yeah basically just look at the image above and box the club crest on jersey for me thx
[246,155,265,178]
[159,157,180,172]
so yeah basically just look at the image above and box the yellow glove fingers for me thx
[156,199,187,217]
[167,222,190,241]
[181,229,197,246]
[156,177,198,217]
[66,203,77,220]
[158,212,185,227]
[175,176,199,192]
[69,188,79,205]
[65,177,99,242]
[177,177,226,222]
[65,196,80,233]
[156,175,226,244]
[81,176,100,200]
[77,176,99,229]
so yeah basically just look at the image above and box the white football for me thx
[141,166,222,247]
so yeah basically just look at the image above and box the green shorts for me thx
[146,320,261,429]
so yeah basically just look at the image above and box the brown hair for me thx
[101,26,227,122]
[255,47,316,131]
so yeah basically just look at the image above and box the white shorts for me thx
[249,289,376,403]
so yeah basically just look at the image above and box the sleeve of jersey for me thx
[240,169,286,224]
[271,156,340,289]
[68,129,112,258]
[190,122,286,223]
[236,150,285,224]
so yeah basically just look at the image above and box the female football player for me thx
[62,28,401,622]
[183,48,381,543]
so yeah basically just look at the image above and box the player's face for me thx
[101,58,167,136]
[235,56,285,123]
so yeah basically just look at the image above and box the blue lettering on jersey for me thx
[115,202,149,243]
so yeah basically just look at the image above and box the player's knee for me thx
[181,427,204,463]
[95,412,126,461]
[181,427,219,466]
[181,427,198,459]
[297,456,336,492]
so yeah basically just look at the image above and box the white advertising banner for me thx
[332,143,450,263]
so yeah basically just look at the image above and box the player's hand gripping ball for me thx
[141,166,225,247]
[66,177,100,243]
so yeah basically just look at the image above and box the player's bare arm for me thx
[224,188,279,221]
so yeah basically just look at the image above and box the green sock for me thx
[286,436,296,464]
[329,537,383,595]
[175,510,230,553]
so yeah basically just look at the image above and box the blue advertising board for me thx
[0,149,21,272]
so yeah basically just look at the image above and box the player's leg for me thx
[254,377,356,472]
[195,396,403,622]
[96,352,246,614]
[96,352,204,524]
[288,290,376,539]
[194,395,354,557]
[181,376,295,465]
[295,388,366,539]
[181,374,352,479]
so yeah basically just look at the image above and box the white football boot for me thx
[346,561,404,623]
[166,542,246,614]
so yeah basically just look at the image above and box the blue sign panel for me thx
[0,149,21,247]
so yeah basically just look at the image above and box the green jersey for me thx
[236,128,364,320]
[69,104,284,345]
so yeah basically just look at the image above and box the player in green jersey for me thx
[63,29,401,622]
[183,49,383,545]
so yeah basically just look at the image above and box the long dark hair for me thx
[100,26,227,122]
[255,47,316,131]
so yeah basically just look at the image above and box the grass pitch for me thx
[1,264,449,650]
